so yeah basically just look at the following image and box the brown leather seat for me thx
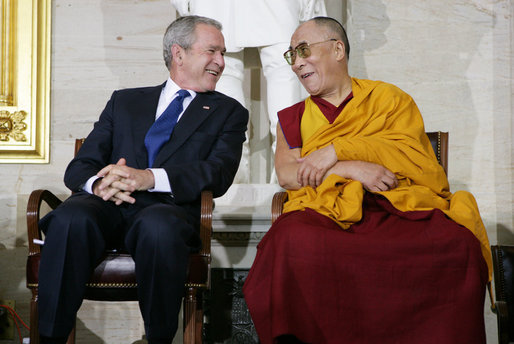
[26,138,212,344]
[272,131,448,223]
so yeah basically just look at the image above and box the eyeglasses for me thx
[283,39,337,65]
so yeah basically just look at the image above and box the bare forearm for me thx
[276,162,302,190]
[324,161,353,180]
[275,128,303,190]
[325,160,398,192]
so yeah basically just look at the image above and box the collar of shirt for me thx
[155,77,197,121]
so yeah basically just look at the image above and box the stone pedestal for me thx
[204,269,258,344]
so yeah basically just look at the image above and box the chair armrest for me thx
[495,300,510,344]
[271,191,288,224]
[199,190,213,257]
[26,189,63,255]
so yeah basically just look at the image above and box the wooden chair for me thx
[26,139,212,344]
[271,131,449,223]
[491,245,514,344]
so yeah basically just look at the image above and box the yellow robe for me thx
[283,78,492,280]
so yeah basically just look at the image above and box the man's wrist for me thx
[146,169,156,190]
[92,177,103,195]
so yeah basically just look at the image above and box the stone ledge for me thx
[213,183,280,233]
[212,231,267,247]
[214,183,282,207]
[213,205,271,233]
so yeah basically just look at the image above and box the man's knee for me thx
[40,193,119,245]
[42,205,91,238]
[126,204,199,253]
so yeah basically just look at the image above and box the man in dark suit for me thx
[37,15,248,344]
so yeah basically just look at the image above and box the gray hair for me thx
[309,17,350,60]
[163,15,223,70]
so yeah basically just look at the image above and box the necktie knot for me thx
[144,89,190,167]
[175,89,190,100]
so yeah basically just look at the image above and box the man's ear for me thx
[171,44,184,66]
[334,41,346,62]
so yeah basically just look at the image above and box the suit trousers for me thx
[37,191,201,342]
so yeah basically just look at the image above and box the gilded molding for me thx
[0,110,27,141]
[0,0,51,163]
[0,0,14,106]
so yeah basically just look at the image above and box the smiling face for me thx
[172,23,226,92]
[289,21,341,97]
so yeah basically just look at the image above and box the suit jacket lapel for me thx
[133,84,164,168]
[153,92,218,167]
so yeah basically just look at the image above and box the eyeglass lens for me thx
[284,44,310,65]
[284,39,336,65]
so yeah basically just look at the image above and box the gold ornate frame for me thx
[0,0,51,163]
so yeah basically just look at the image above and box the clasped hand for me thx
[92,158,155,205]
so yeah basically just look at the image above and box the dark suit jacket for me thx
[64,83,248,210]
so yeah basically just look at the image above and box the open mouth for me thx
[206,69,219,76]
[301,72,313,79]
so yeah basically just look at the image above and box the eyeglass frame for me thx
[283,39,338,65]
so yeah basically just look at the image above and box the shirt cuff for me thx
[148,168,172,194]
[83,176,100,194]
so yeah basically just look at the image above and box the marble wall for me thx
[0,0,511,343]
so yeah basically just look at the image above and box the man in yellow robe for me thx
[244,16,490,344]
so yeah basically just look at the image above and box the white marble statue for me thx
[171,0,326,183]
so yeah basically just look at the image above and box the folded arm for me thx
[275,125,397,191]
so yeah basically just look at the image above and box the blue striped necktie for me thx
[145,89,190,167]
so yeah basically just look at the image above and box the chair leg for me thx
[66,323,76,344]
[30,289,40,344]
[194,291,203,344]
[183,287,197,344]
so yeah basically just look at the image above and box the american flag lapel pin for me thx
[203,105,210,110]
